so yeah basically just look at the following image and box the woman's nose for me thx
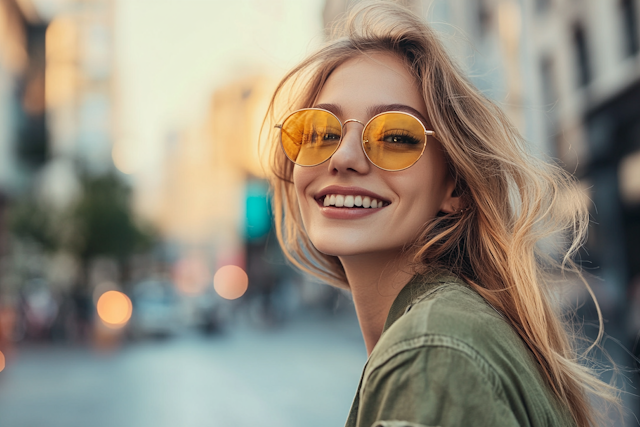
[327,122,371,174]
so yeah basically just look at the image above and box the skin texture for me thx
[293,52,463,354]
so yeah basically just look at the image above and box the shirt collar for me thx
[382,270,464,333]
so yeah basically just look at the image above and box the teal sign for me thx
[245,179,271,241]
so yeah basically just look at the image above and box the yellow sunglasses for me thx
[275,108,436,171]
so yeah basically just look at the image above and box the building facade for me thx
[0,0,47,195]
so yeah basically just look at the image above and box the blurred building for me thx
[157,75,275,275]
[0,0,117,255]
[0,0,121,343]
[42,0,116,209]
[0,0,48,305]
[0,0,47,194]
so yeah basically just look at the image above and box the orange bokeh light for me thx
[96,291,132,328]
[213,265,248,300]
[0,350,5,372]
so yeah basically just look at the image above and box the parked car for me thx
[129,279,183,339]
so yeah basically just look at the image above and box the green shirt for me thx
[344,272,576,427]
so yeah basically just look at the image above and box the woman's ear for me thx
[439,176,465,214]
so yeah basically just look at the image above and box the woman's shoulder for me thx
[378,277,515,356]
[370,280,514,390]
[361,277,575,427]
[373,278,537,377]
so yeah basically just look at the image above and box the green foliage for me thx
[8,170,156,263]
[69,171,155,261]
[8,197,59,252]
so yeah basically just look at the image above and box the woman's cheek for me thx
[292,166,307,205]
[292,166,316,224]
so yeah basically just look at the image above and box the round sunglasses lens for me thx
[363,113,427,170]
[280,110,342,166]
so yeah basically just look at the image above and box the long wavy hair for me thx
[264,2,621,425]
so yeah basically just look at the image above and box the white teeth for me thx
[322,194,387,208]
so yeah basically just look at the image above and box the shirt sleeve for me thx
[355,345,521,427]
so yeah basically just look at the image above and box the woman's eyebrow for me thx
[312,103,344,118]
[312,103,429,126]
[367,104,429,126]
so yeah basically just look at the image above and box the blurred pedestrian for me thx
[265,2,622,426]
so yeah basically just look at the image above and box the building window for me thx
[621,0,639,56]
[573,24,592,87]
[535,0,551,14]
[540,55,559,155]
[477,0,491,38]
[540,55,558,109]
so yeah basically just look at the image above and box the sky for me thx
[112,0,326,197]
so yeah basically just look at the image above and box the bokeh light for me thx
[96,291,133,328]
[0,350,5,372]
[213,265,248,300]
[92,281,119,305]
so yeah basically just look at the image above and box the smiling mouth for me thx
[317,194,391,209]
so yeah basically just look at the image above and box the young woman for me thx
[265,2,620,426]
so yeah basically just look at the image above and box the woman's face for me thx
[292,52,458,259]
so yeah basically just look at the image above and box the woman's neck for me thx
[340,250,415,356]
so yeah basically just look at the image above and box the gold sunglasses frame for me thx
[275,107,437,172]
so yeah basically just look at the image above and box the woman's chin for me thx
[311,239,366,258]
[310,237,397,259]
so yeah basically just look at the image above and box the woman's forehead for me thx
[315,52,428,122]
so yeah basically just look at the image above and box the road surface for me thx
[0,311,367,427]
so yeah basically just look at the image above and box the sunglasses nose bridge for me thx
[341,118,365,128]
[326,118,370,173]
[341,118,366,145]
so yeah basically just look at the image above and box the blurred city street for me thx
[0,309,366,427]
[0,0,639,424]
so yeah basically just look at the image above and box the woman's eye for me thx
[322,133,340,141]
[301,132,318,145]
[301,128,340,146]
[382,132,420,145]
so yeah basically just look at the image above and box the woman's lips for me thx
[313,194,389,219]
[313,186,390,219]
[315,185,389,203]
[320,194,389,208]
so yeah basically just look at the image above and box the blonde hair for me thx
[264,2,621,425]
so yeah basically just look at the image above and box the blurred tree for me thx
[8,196,59,253]
[67,171,156,288]
[8,170,156,289]
[7,170,156,342]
